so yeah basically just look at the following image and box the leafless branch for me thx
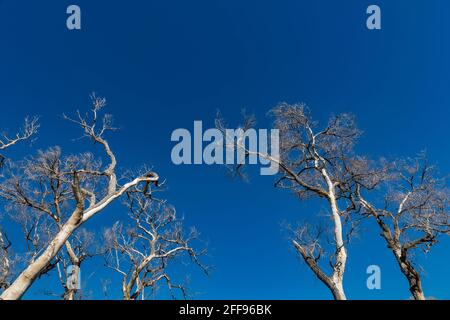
[356,154,449,300]
[104,193,207,300]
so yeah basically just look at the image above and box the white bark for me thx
[0,174,158,300]
[323,169,347,300]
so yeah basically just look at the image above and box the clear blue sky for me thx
[0,0,449,299]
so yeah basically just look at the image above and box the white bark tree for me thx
[104,193,206,300]
[354,155,449,300]
[217,103,362,300]
[0,96,159,300]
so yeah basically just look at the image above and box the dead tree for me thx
[0,118,38,291]
[0,147,95,299]
[217,103,362,300]
[0,95,159,300]
[104,193,206,300]
[355,155,449,300]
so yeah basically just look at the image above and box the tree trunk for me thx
[324,170,347,300]
[64,289,76,301]
[407,276,426,301]
[394,251,426,300]
[294,167,348,300]
[330,281,346,300]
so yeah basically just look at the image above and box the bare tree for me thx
[0,95,159,300]
[217,103,362,300]
[355,155,449,300]
[104,193,206,300]
[0,147,100,298]
[0,117,38,292]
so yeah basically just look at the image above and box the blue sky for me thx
[0,0,449,299]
